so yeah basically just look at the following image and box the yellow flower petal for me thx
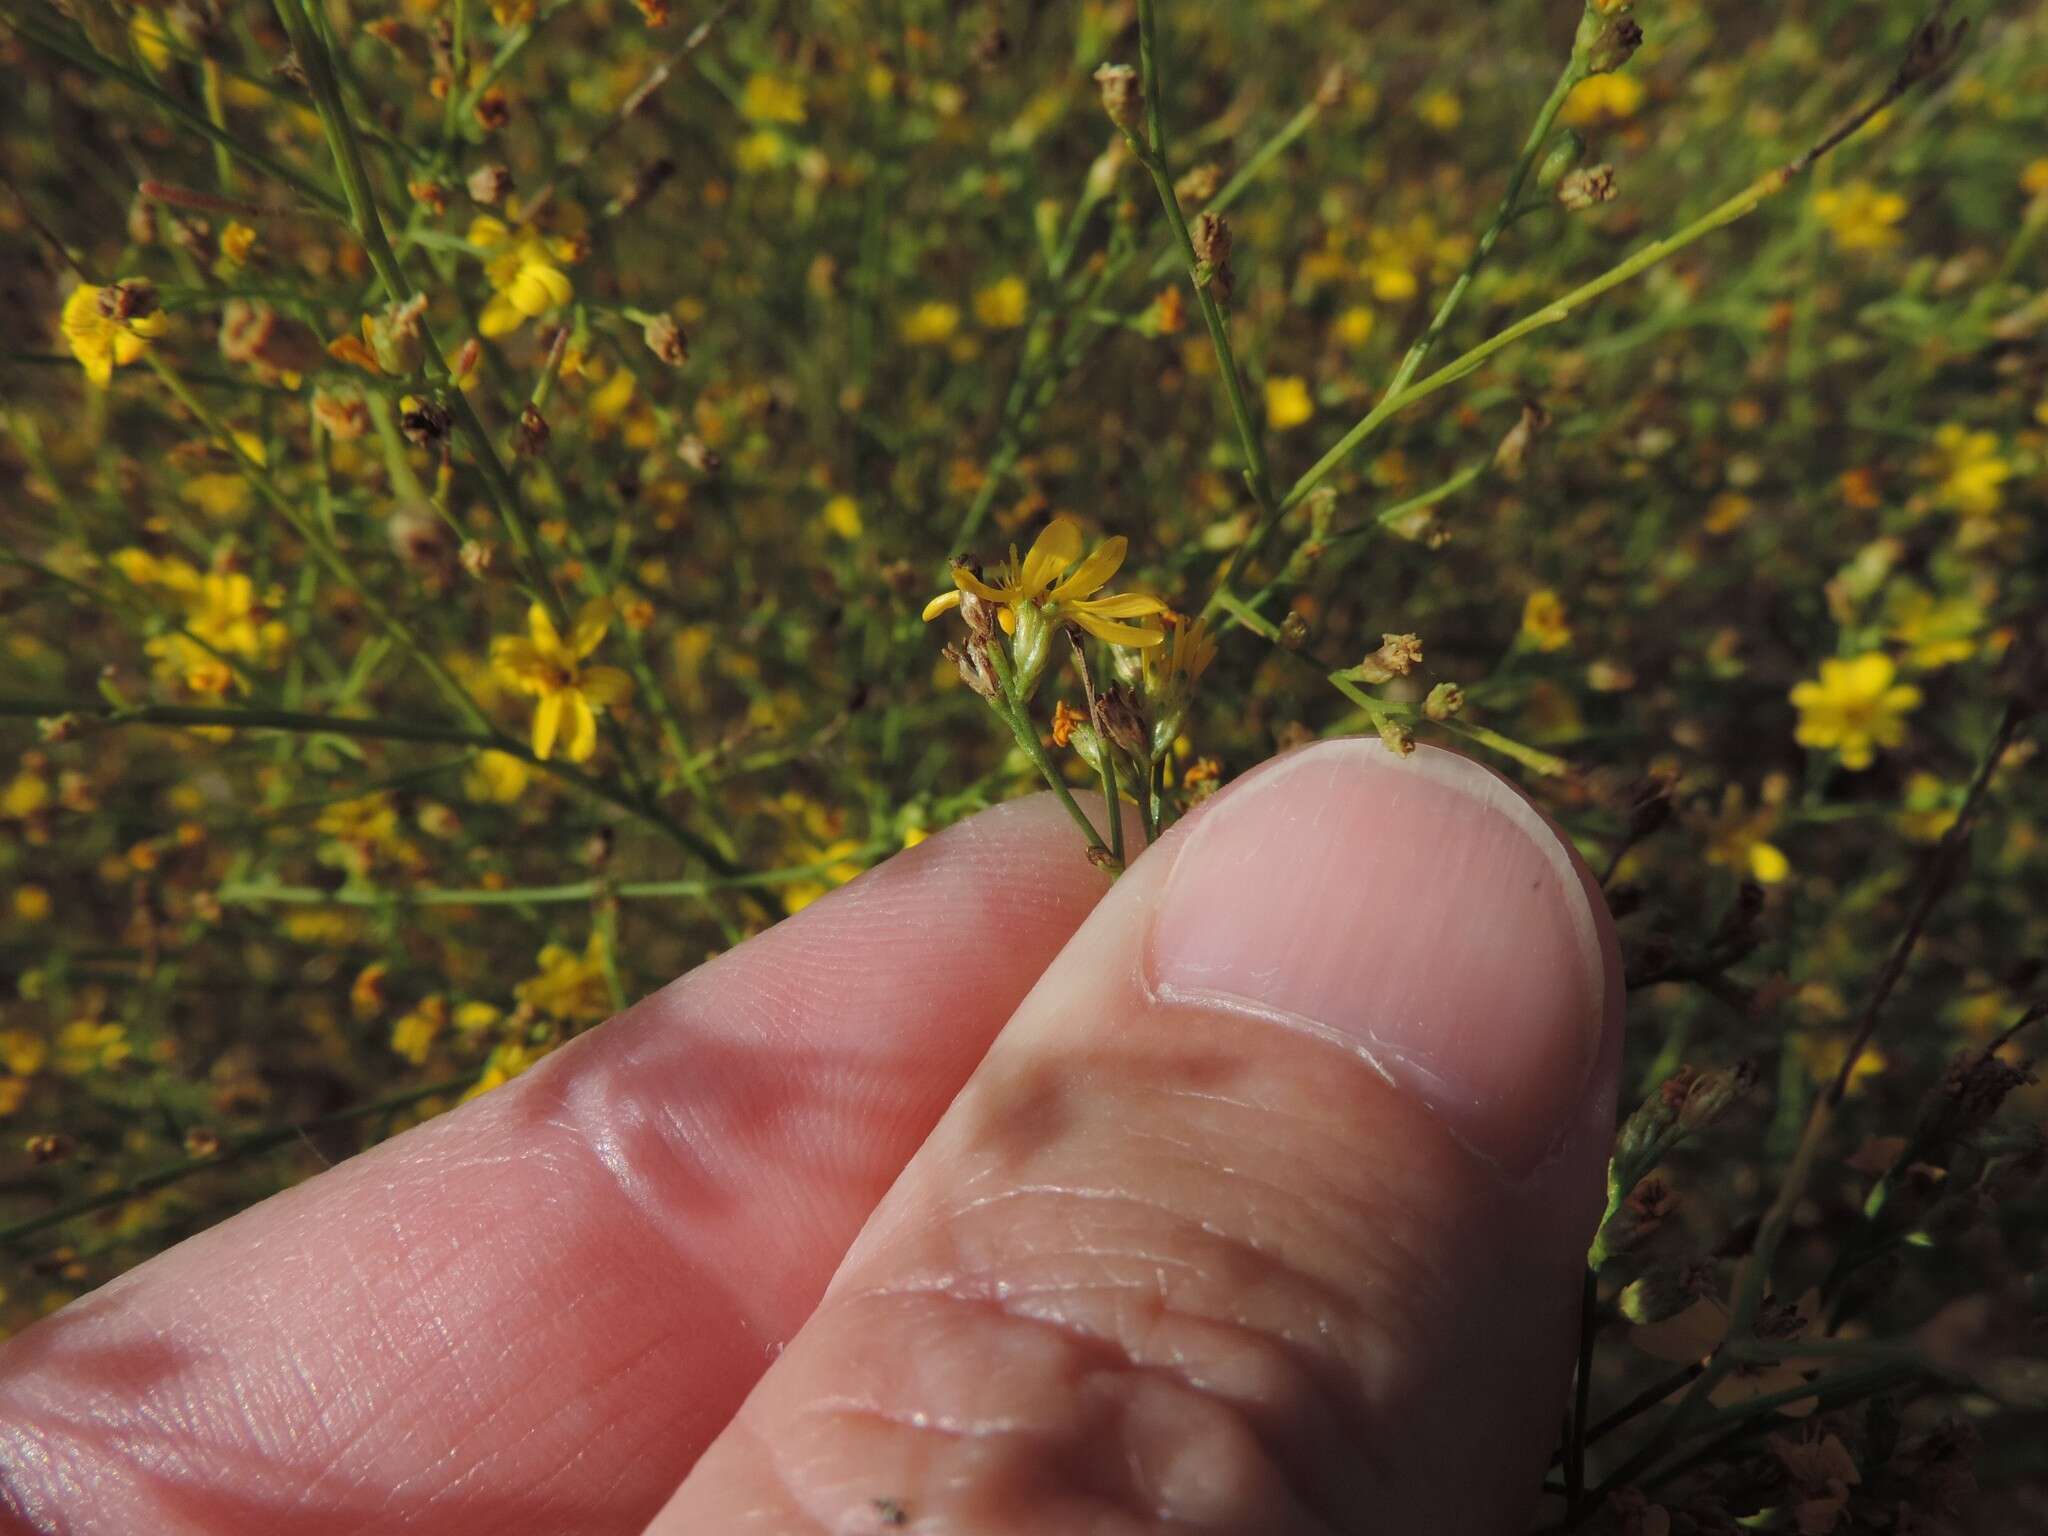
[1046,534,1128,605]
[921,590,963,622]
[569,597,612,658]
[1076,591,1168,620]
[479,293,524,338]
[562,692,598,762]
[531,690,565,761]
[1073,613,1167,647]
[952,567,1011,604]
[1017,516,1084,597]
[580,665,633,706]
[527,600,565,656]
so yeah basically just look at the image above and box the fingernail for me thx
[1144,739,1607,1175]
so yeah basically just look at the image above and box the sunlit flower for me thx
[1264,374,1314,431]
[1560,72,1645,128]
[899,301,961,346]
[1814,181,1907,253]
[468,215,576,337]
[515,931,611,1022]
[1884,582,1982,669]
[1923,423,2009,518]
[61,283,167,387]
[390,995,448,1066]
[973,275,1028,330]
[1790,653,1920,770]
[922,515,1167,648]
[55,1019,131,1076]
[819,494,863,539]
[740,73,807,124]
[464,749,532,804]
[1520,588,1573,652]
[490,598,634,762]
[1700,784,1791,886]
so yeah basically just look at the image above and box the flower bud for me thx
[1353,632,1424,685]
[1092,63,1143,133]
[1424,682,1465,720]
[1537,129,1588,191]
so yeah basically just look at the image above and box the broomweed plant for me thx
[3,0,2047,1525]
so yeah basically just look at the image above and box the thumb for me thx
[651,739,1624,1534]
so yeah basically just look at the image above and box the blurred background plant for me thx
[1,0,2045,1525]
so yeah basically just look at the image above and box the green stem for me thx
[1,10,349,217]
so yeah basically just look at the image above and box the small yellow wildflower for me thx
[0,1030,47,1077]
[516,932,611,1022]
[1520,589,1573,652]
[391,995,448,1065]
[1813,182,1908,253]
[13,885,51,923]
[1789,653,1920,770]
[1336,305,1377,347]
[1896,772,1959,843]
[783,839,868,913]
[219,222,258,267]
[2024,157,2048,197]
[60,284,167,388]
[740,73,807,125]
[1264,375,1314,431]
[55,1019,131,1076]
[899,301,961,346]
[1884,583,1982,669]
[820,494,863,540]
[130,10,173,70]
[1368,262,1419,303]
[1925,423,2009,517]
[463,1039,548,1100]
[1700,785,1791,886]
[468,216,576,337]
[1795,1034,1887,1096]
[464,749,532,804]
[921,514,1167,648]
[1415,90,1463,131]
[3,770,51,821]
[1560,72,1645,128]
[733,130,788,173]
[491,598,634,763]
[973,275,1029,330]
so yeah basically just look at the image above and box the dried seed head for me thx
[513,402,550,457]
[26,1132,76,1165]
[1092,685,1146,757]
[643,314,689,366]
[942,641,999,700]
[1557,164,1619,211]
[1354,632,1424,685]
[1092,63,1143,132]
[1586,16,1644,74]
[459,539,501,580]
[467,163,514,205]
[310,388,371,441]
[388,505,458,587]
[1192,211,1235,303]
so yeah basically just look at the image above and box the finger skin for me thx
[652,742,1625,1535]
[0,796,1117,1536]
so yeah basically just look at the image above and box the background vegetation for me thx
[1,0,2044,1526]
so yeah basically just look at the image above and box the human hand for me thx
[0,739,1620,1535]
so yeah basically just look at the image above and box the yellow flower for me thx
[390,995,448,1066]
[1264,375,1314,431]
[1367,262,1418,303]
[733,130,788,173]
[180,473,251,521]
[60,284,167,388]
[740,73,807,124]
[2,771,49,820]
[219,222,258,266]
[899,301,961,346]
[468,216,576,337]
[922,515,1167,648]
[490,598,634,763]
[973,275,1029,330]
[1789,653,1920,770]
[1336,305,1377,347]
[130,10,173,70]
[464,749,532,804]
[1896,771,1959,843]
[1560,72,1645,128]
[1814,182,1908,253]
[1415,89,1463,130]
[55,1019,130,1076]
[463,1039,548,1100]
[515,932,611,1022]
[1924,423,2009,517]
[1884,583,1982,669]
[819,494,863,540]
[2024,157,2048,197]
[0,1029,47,1077]
[1520,588,1573,652]
[12,885,52,923]
[1795,1034,1887,1096]
[1700,785,1791,887]
[782,838,869,913]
